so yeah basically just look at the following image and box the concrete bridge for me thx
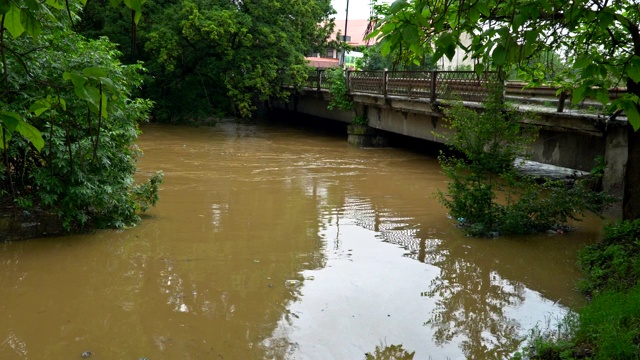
[275,70,628,199]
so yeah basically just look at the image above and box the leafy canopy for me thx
[369,0,640,128]
[80,0,336,120]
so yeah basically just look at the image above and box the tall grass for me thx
[575,283,640,359]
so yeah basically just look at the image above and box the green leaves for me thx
[613,95,640,131]
[388,0,408,14]
[4,5,25,38]
[0,0,10,13]
[123,0,145,24]
[20,6,41,37]
[491,43,507,66]
[574,55,592,69]
[435,32,457,61]
[64,68,115,119]
[29,99,51,116]
[0,111,44,151]
[1,0,49,38]
[627,56,640,83]
[325,68,353,111]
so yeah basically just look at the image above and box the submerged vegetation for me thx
[437,87,615,237]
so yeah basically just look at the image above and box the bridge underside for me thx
[274,90,627,204]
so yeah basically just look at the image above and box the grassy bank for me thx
[517,220,640,359]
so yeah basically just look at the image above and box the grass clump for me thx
[575,284,640,359]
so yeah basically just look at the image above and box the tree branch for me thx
[1,14,7,94]
[0,44,65,89]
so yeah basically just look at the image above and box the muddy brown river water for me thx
[1,121,605,359]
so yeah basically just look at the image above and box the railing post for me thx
[346,69,352,94]
[502,76,506,103]
[557,91,567,112]
[383,69,388,98]
[430,70,438,103]
[317,69,322,92]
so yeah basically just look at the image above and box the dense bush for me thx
[325,68,354,112]
[1,3,162,231]
[438,87,615,236]
[578,219,640,295]
[79,0,336,121]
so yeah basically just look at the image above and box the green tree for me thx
[1,0,161,231]
[357,44,436,71]
[80,0,336,121]
[361,1,435,71]
[370,0,640,220]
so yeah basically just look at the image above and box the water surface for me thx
[0,121,603,359]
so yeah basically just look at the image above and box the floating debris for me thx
[285,280,302,288]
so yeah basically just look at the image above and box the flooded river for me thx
[1,121,604,359]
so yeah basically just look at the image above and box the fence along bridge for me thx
[276,69,628,202]
[305,69,625,111]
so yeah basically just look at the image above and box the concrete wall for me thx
[277,92,354,123]
[602,125,628,198]
[530,130,603,171]
[366,104,454,144]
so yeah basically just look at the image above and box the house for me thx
[438,33,475,70]
[305,19,373,69]
[305,17,475,70]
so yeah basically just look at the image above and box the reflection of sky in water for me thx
[266,198,569,359]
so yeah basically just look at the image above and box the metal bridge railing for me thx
[434,71,499,102]
[306,69,499,103]
[303,69,625,113]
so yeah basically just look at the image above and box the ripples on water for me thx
[0,122,603,359]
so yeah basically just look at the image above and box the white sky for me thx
[331,0,378,20]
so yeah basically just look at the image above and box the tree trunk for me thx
[623,77,640,220]
[623,125,640,220]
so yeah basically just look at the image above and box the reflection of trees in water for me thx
[357,207,527,358]
[423,258,525,359]
[262,185,532,358]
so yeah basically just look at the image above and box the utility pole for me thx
[341,0,349,67]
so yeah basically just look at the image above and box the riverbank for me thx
[519,219,640,359]
[0,203,64,241]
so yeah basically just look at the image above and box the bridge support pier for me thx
[602,124,628,216]
[347,125,388,147]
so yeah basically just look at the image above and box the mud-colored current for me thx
[0,121,604,359]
